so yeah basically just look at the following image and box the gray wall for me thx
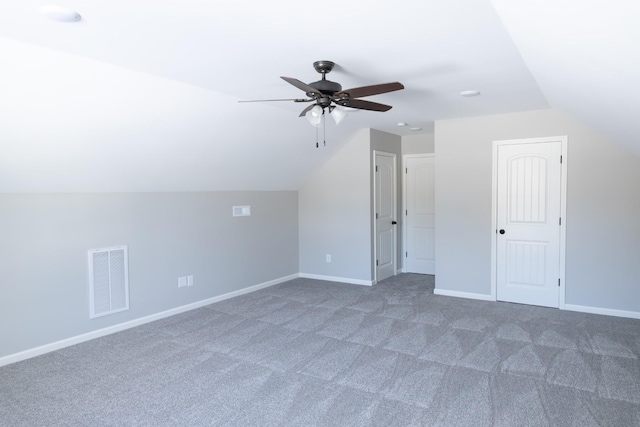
[0,191,298,358]
[435,109,640,312]
[299,129,371,281]
[402,133,435,155]
[299,128,403,282]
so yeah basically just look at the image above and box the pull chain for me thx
[323,110,326,146]
[313,107,327,148]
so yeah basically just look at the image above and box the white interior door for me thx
[375,152,396,282]
[405,155,435,274]
[496,140,562,308]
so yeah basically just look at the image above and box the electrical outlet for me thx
[326,254,331,263]
[187,275,193,287]
[178,276,187,288]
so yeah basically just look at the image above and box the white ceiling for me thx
[0,0,635,192]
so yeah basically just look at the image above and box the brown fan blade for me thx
[281,76,323,96]
[336,82,404,99]
[341,99,392,112]
[298,104,316,117]
[238,98,313,103]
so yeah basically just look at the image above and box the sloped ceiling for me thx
[0,0,634,192]
[491,0,640,158]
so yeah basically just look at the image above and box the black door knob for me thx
[499,229,505,234]
[392,221,397,225]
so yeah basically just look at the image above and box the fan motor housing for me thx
[308,79,342,96]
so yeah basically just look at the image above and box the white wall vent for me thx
[233,205,251,217]
[88,246,129,319]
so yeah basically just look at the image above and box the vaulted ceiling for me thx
[0,0,636,192]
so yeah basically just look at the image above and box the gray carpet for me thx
[2,274,640,426]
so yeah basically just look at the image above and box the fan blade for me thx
[298,104,316,117]
[238,98,313,103]
[281,76,322,96]
[341,99,392,112]
[336,82,404,99]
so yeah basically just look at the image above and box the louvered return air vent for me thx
[88,246,129,319]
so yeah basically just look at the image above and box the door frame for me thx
[373,150,397,283]
[490,136,568,308]
[402,153,435,273]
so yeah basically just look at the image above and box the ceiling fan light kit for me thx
[330,106,348,125]
[305,105,324,127]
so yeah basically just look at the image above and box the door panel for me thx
[375,153,396,282]
[405,156,435,274]
[496,141,561,308]
[507,240,547,286]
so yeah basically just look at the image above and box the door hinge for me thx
[560,155,563,164]
[376,212,379,219]
[405,209,408,216]
[376,260,379,266]
[558,278,561,287]
[405,251,408,257]
[405,167,408,174]
[375,165,378,172]
[559,217,562,225]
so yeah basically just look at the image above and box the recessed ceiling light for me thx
[410,127,422,131]
[39,5,81,22]
[460,90,480,97]
[397,122,408,127]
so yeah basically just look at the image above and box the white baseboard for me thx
[432,290,640,319]
[434,288,495,301]
[299,273,374,286]
[0,273,299,368]
[563,303,640,320]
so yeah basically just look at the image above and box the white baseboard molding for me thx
[0,273,299,368]
[299,273,374,287]
[434,288,495,302]
[563,303,640,320]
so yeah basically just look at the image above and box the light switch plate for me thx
[178,276,187,288]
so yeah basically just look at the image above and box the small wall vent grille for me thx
[233,205,251,217]
[88,246,129,319]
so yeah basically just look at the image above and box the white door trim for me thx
[373,150,397,283]
[402,153,435,273]
[490,136,568,308]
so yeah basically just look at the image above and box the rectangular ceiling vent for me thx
[88,246,129,319]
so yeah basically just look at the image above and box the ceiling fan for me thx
[239,60,404,126]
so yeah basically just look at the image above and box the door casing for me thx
[373,150,397,283]
[490,136,568,308]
